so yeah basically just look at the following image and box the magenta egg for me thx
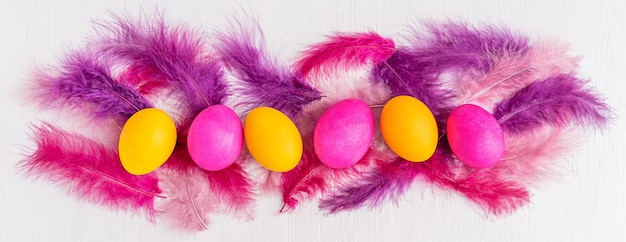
[187,105,243,171]
[314,98,374,169]
[447,104,505,168]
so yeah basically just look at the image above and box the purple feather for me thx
[30,50,152,121]
[93,14,228,116]
[215,22,321,117]
[416,21,529,72]
[494,74,611,133]
[318,158,414,213]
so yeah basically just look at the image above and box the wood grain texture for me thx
[1,0,625,241]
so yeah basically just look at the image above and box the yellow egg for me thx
[118,108,177,175]
[244,107,302,172]
[380,95,438,162]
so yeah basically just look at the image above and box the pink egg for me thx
[314,98,374,169]
[187,105,243,171]
[447,104,505,168]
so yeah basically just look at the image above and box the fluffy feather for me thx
[215,21,321,117]
[295,32,395,77]
[157,161,215,231]
[493,74,611,134]
[19,123,161,220]
[279,139,325,212]
[496,127,576,183]
[29,50,152,122]
[93,13,228,116]
[318,156,416,213]
[408,21,530,74]
[416,157,530,216]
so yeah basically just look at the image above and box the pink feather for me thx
[158,150,215,231]
[295,32,395,77]
[19,123,162,220]
[457,42,579,110]
[496,127,577,184]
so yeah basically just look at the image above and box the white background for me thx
[1,0,625,241]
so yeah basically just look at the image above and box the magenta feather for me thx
[295,32,395,77]
[30,50,152,122]
[207,161,255,218]
[93,13,228,116]
[279,140,325,212]
[494,74,611,133]
[215,21,321,117]
[415,155,530,216]
[118,64,167,95]
[19,123,161,220]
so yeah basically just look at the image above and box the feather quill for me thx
[493,74,611,134]
[295,32,395,77]
[93,13,228,116]
[19,123,161,220]
[30,50,152,122]
[215,21,321,117]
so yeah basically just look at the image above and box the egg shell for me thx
[380,95,438,162]
[187,105,243,171]
[314,98,374,169]
[446,104,505,168]
[244,107,302,172]
[119,108,177,175]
